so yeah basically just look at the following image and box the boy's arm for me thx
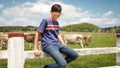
[34,31,41,56]
[58,33,65,45]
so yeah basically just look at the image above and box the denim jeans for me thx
[43,43,78,68]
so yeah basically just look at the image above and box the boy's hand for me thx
[34,49,41,56]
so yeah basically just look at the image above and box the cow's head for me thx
[84,35,92,46]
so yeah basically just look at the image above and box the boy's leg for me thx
[59,45,78,63]
[43,45,67,68]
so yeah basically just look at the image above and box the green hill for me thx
[0,26,37,32]
[60,23,101,32]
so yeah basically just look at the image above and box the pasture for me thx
[0,32,116,68]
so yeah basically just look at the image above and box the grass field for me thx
[24,54,116,68]
[0,32,117,68]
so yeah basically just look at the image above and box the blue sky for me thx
[0,0,120,28]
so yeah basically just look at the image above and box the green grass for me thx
[24,54,116,68]
[68,33,116,48]
[0,54,116,68]
[0,33,117,68]
[89,33,116,47]
[0,59,7,68]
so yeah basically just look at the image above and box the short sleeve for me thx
[38,19,47,33]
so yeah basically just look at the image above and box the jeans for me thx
[43,43,78,68]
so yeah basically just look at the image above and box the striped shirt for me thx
[38,18,60,48]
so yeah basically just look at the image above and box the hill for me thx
[0,26,37,32]
[60,23,101,32]
[0,23,120,33]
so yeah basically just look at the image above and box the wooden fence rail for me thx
[0,47,120,59]
[0,32,120,68]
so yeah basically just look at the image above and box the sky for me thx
[0,0,120,28]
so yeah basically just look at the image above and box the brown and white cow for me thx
[0,32,8,49]
[24,33,41,48]
[62,34,84,48]
[24,34,35,43]
[83,35,92,46]
[24,33,92,48]
[62,34,92,48]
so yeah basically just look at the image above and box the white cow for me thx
[62,34,92,48]
[62,34,84,48]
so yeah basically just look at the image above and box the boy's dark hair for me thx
[51,4,62,12]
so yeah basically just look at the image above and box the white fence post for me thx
[116,33,120,66]
[7,32,25,68]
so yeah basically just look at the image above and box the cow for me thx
[0,40,4,49]
[62,34,92,48]
[24,34,35,43]
[62,34,84,48]
[83,35,92,46]
[24,33,41,49]
[0,32,8,49]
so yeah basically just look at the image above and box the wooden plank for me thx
[25,47,120,59]
[7,32,25,68]
[1,47,120,59]
[0,50,7,59]
[116,33,120,66]
[74,47,120,56]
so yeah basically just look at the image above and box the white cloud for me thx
[36,0,48,3]
[61,4,91,20]
[80,17,90,22]
[101,18,118,24]
[102,11,113,17]
[2,0,92,27]
[28,2,50,15]
[78,10,120,28]
[0,0,119,28]
[79,17,120,27]
[0,17,5,25]
[118,15,120,17]
[0,17,10,26]
[0,4,4,9]
[3,2,49,18]
[12,17,38,26]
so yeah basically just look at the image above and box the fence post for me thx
[116,33,120,66]
[7,32,25,68]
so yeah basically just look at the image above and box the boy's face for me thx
[51,12,61,21]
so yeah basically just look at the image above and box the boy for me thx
[34,4,78,68]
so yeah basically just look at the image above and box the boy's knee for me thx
[73,51,78,60]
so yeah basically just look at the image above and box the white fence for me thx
[0,32,120,68]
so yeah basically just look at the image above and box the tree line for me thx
[0,26,37,32]
[0,23,120,33]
